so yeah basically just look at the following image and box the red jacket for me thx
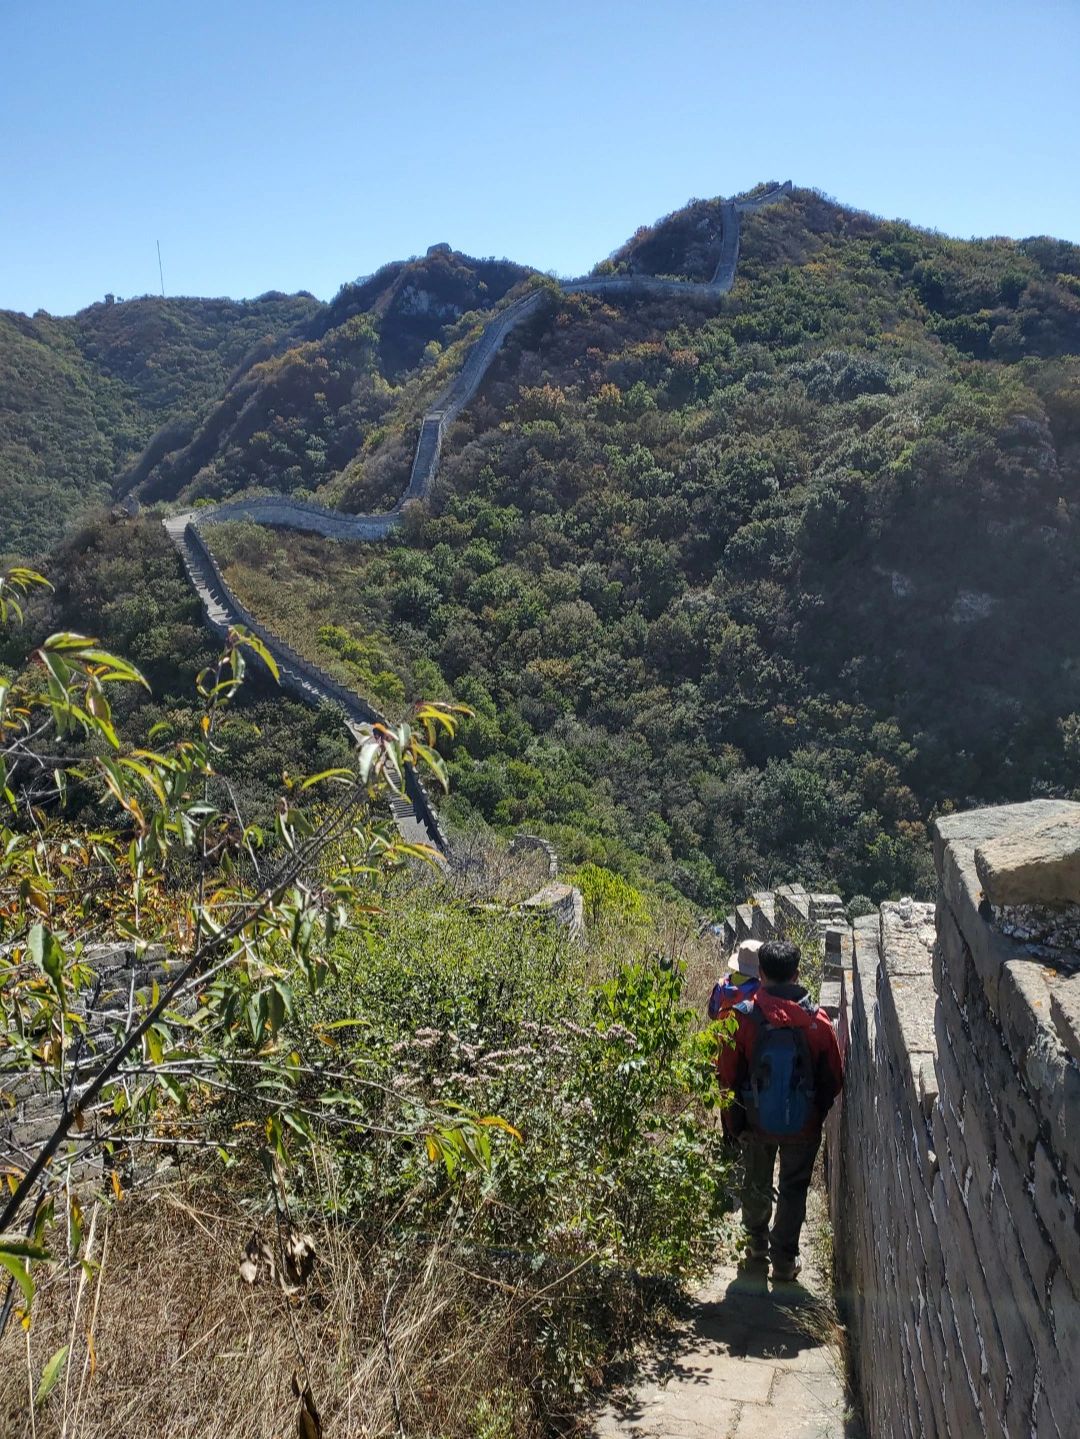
[716,983,843,1140]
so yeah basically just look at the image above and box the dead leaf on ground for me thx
[292,1371,322,1439]
[239,1229,275,1285]
[281,1228,317,1289]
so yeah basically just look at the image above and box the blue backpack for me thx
[736,1000,817,1137]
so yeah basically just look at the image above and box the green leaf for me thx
[233,628,280,681]
[0,1252,34,1309]
[35,1345,69,1406]
[280,1110,313,1142]
[77,649,151,688]
[0,1237,49,1261]
[43,631,95,651]
[29,924,65,999]
[299,768,354,790]
[144,1026,164,1065]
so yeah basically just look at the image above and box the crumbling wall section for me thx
[831,800,1080,1437]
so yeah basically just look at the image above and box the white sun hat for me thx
[728,938,763,977]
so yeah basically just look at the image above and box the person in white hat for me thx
[707,938,763,1020]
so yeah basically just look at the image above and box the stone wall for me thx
[172,183,794,548]
[165,515,449,855]
[711,882,849,1015]
[163,185,794,859]
[0,945,173,1181]
[197,495,399,541]
[830,801,1080,1438]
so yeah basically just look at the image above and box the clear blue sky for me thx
[3,0,1078,316]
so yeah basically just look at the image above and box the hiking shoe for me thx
[772,1256,802,1283]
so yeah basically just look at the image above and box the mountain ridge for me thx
[13,182,1080,907]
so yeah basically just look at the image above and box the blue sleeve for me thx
[707,982,726,1020]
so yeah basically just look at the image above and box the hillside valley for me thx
[0,292,325,559]
[10,184,1080,908]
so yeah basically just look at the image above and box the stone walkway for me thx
[590,1258,856,1439]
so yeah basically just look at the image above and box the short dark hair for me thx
[759,939,800,983]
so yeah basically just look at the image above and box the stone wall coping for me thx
[936,803,1080,1235]
[873,902,938,1110]
[931,799,1080,877]
[975,812,1080,907]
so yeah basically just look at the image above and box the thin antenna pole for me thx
[157,240,165,298]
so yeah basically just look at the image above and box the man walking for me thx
[716,939,843,1282]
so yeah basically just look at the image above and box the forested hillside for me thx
[39,186,1080,907]
[0,291,320,558]
[126,248,531,507]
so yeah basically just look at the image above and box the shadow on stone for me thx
[589,1265,841,1433]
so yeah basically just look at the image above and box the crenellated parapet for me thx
[712,882,850,1013]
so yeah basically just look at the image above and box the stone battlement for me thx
[830,800,1080,1438]
[713,882,850,1015]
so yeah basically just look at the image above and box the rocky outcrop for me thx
[829,801,1080,1438]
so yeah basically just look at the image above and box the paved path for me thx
[591,1259,855,1439]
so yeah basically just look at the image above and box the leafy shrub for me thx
[287,896,734,1411]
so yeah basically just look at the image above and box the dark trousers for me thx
[740,1132,821,1261]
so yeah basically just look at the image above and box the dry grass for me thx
[1,846,728,1438]
[0,1168,532,1439]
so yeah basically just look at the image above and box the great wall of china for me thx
[156,186,1080,1437]
[721,803,1080,1437]
[163,183,792,852]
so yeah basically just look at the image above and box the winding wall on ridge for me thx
[163,184,792,849]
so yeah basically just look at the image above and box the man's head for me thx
[759,939,801,985]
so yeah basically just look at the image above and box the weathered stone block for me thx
[961,1087,997,1210]
[884,974,936,1069]
[1050,976,1080,1066]
[818,977,842,1018]
[984,1167,1057,1378]
[520,883,584,937]
[1032,1140,1080,1293]
[998,958,1054,1067]
[974,810,1080,907]
[880,899,936,975]
[935,1286,985,1439]
[935,1150,1037,1419]
[1033,1386,1067,1439]
[934,896,970,1002]
[1049,1264,1080,1357]
[913,1302,950,1437]
[932,800,1080,878]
